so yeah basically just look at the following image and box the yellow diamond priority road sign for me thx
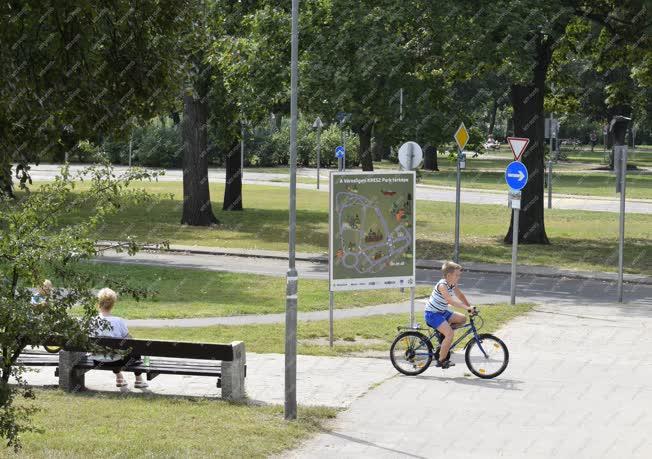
[454,122,469,151]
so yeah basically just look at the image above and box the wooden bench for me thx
[19,338,246,401]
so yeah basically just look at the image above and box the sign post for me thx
[610,115,630,303]
[453,123,469,263]
[505,136,529,305]
[398,141,422,325]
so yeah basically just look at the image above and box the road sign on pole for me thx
[398,141,423,170]
[507,136,529,161]
[504,138,529,306]
[335,146,345,158]
[452,123,469,263]
[505,161,528,191]
[454,123,469,151]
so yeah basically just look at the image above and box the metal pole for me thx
[510,207,519,305]
[409,286,415,327]
[316,127,321,190]
[547,159,552,209]
[617,148,627,303]
[128,135,133,167]
[453,150,461,263]
[399,88,403,121]
[329,290,334,347]
[342,129,346,172]
[284,0,299,421]
[241,122,245,179]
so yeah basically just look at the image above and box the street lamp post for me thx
[285,0,299,421]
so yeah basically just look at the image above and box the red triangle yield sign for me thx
[507,137,529,161]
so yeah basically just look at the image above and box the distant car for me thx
[483,138,501,150]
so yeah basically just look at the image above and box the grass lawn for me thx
[3,390,336,458]
[131,303,534,356]
[61,263,431,319]
[24,181,652,275]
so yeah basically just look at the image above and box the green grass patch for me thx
[130,303,534,356]
[63,263,431,319]
[3,389,336,458]
[27,181,652,275]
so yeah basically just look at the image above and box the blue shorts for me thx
[425,310,453,329]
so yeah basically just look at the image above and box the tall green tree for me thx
[0,0,196,196]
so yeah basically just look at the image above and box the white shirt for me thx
[91,314,129,362]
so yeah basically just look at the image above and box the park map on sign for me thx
[331,173,415,286]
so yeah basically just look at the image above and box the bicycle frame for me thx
[412,315,490,359]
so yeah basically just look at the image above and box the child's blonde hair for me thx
[40,279,53,294]
[441,261,462,277]
[97,288,118,311]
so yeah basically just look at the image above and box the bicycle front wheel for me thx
[465,334,509,379]
[390,331,433,376]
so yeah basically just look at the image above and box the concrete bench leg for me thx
[58,351,87,393]
[221,341,246,401]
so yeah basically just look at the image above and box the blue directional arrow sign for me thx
[335,146,345,159]
[505,161,528,190]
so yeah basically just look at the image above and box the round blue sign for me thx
[505,161,528,190]
[335,146,345,158]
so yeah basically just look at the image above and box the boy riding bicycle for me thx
[425,261,476,368]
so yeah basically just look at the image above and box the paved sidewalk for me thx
[285,302,652,458]
[15,353,395,409]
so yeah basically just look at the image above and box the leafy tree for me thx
[0,163,166,450]
[0,0,197,197]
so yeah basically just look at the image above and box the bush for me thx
[133,123,183,168]
[248,117,359,168]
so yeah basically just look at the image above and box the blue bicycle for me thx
[389,309,509,379]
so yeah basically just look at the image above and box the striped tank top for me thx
[425,279,455,313]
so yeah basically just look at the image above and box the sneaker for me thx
[435,360,455,369]
[134,380,149,389]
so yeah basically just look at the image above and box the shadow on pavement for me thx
[324,431,428,459]
[415,374,524,391]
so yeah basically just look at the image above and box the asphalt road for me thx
[97,250,652,307]
[28,164,652,214]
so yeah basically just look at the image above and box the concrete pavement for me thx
[285,302,652,458]
[15,353,394,408]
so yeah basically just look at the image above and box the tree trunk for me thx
[359,123,374,171]
[423,145,439,171]
[180,93,219,226]
[0,161,13,198]
[223,140,243,211]
[504,41,550,245]
[488,98,498,136]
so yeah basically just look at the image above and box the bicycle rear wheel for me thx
[465,333,509,379]
[390,331,433,376]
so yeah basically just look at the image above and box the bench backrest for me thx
[64,337,235,361]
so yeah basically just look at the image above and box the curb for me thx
[96,241,652,286]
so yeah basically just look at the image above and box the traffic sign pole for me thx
[617,146,628,303]
[504,137,529,306]
[453,123,469,264]
[454,150,461,263]
[510,204,520,305]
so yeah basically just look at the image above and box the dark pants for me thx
[93,354,143,376]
